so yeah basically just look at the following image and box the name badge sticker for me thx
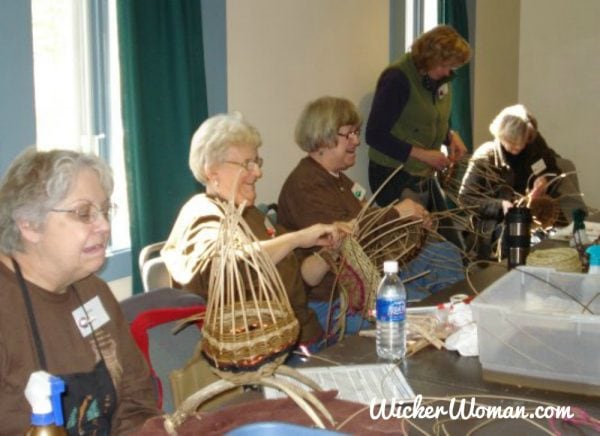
[351,182,367,201]
[531,158,546,175]
[72,296,110,337]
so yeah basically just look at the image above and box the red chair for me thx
[121,288,205,411]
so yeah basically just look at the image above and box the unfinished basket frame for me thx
[161,197,334,434]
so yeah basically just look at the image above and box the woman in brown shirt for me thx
[0,148,159,435]
[278,97,465,320]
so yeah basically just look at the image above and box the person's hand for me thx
[296,223,345,250]
[501,200,514,216]
[530,176,549,199]
[419,149,451,171]
[448,130,467,162]
[393,199,433,229]
[326,221,353,253]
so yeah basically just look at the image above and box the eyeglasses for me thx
[224,157,264,172]
[50,202,117,224]
[337,128,361,140]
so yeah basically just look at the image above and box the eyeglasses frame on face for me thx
[337,128,361,140]
[50,202,118,224]
[223,157,264,172]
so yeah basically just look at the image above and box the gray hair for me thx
[189,112,262,183]
[489,104,538,143]
[295,96,361,153]
[0,147,114,254]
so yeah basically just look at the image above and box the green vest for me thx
[369,53,452,177]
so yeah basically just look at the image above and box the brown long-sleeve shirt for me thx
[278,157,398,300]
[0,261,159,435]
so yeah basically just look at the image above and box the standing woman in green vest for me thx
[366,25,471,246]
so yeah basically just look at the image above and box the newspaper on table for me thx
[264,363,415,405]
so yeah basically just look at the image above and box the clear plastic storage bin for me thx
[471,267,600,395]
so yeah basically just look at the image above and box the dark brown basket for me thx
[529,195,560,229]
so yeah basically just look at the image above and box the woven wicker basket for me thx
[529,195,560,229]
[333,206,429,322]
[366,219,427,268]
[200,199,300,376]
[337,237,381,318]
[202,302,299,373]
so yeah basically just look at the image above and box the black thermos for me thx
[505,207,532,268]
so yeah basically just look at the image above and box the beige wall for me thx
[472,0,520,148]
[519,0,600,209]
[228,0,598,209]
[227,0,389,203]
[473,0,598,209]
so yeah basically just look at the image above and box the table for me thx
[168,235,600,434]
[295,253,600,435]
[301,334,600,435]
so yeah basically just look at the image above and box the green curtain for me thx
[117,0,208,293]
[439,0,473,152]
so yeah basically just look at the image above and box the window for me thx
[31,0,130,255]
[405,0,438,49]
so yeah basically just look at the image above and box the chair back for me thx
[121,288,206,412]
[139,241,171,292]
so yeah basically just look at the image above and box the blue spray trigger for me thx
[28,373,66,427]
[49,375,65,427]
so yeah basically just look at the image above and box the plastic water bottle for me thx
[376,260,406,360]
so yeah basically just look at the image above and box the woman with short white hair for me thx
[162,112,347,350]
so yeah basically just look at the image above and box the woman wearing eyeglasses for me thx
[366,25,471,248]
[162,112,347,351]
[0,147,159,434]
[277,96,464,319]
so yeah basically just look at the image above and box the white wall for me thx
[227,0,389,203]
[519,0,600,209]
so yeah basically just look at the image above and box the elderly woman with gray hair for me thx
[0,148,159,434]
[162,112,346,351]
[458,104,587,259]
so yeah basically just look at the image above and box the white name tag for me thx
[351,182,367,201]
[72,296,110,337]
[531,158,546,175]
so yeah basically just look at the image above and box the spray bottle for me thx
[580,244,600,308]
[586,245,600,275]
[24,371,67,436]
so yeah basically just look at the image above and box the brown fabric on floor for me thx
[139,390,402,435]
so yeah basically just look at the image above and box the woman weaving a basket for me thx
[458,104,587,260]
[277,96,465,327]
[162,112,346,353]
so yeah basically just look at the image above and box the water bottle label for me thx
[376,298,406,322]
